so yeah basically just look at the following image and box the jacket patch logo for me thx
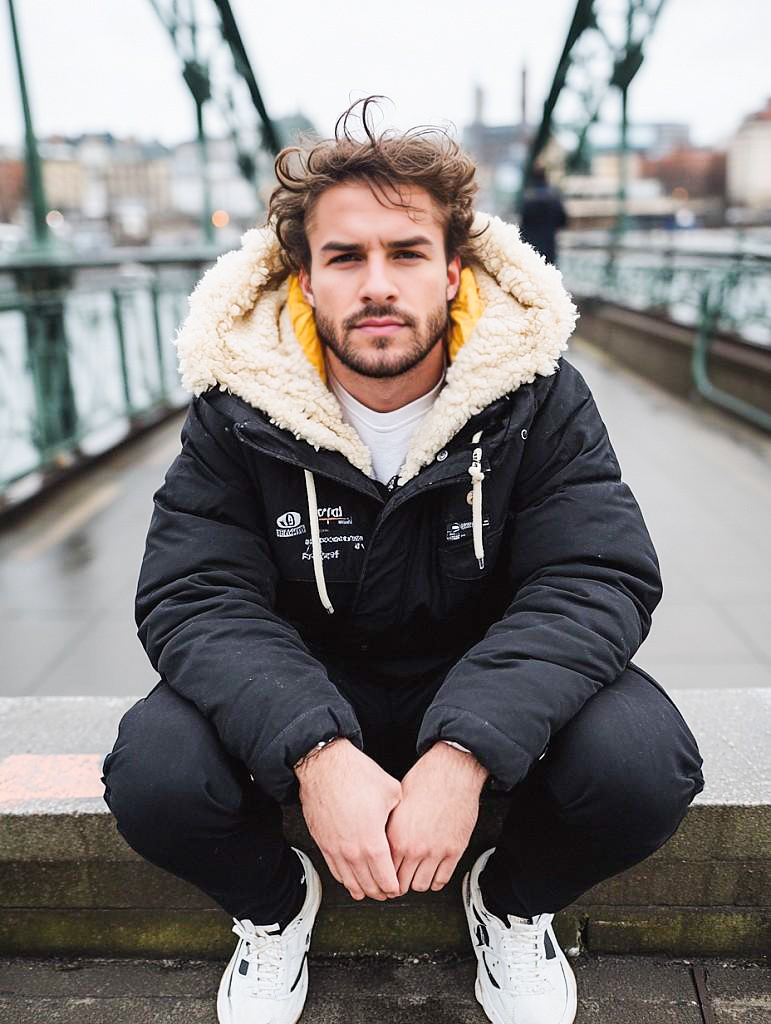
[276,511,306,538]
[316,504,353,526]
[446,518,489,542]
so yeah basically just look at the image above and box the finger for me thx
[397,857,420,896]
[322,852,343,885]
[411,857,441,893]
[391,855,406,892]
[369,846,401,898]
[430,855,457,892]
[352,860,390,901]
[332,858,366,901]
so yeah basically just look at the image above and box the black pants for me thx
[101,661,704,925]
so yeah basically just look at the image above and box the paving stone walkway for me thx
[1,954,768,1023]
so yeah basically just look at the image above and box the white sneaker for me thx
[217,847,321,1024]
[463,848,577,1024]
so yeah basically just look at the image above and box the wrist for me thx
[430,741,489,790]
[293,735,346,780]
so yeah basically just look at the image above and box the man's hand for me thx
[295,738,402,902]
[386,742,488,895]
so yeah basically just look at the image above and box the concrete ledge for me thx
[1,689,769,957]
[573,301,771,417]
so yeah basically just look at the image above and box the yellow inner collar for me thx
[287,266,485,385]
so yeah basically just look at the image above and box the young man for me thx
[102,101,703,1024]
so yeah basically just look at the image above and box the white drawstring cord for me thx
[303,470,334,614]
[469,430,485,570]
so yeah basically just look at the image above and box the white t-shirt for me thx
[329,366,445,485]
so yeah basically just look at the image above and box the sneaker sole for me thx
[463,870,578,1024]
[216,849,322,1024]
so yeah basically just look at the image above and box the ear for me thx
[298,266,315,308]
[446,254,461,302]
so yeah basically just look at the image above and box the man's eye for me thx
[329,253,360,264]
[395,251,421,259]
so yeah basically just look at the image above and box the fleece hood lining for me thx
[174,213,578,484]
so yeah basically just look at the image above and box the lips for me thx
[356,318,405,328]
[353,318,407,336]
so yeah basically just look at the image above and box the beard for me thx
[315,301,449,380]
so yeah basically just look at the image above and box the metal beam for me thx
[210,0,280,155]
[520,0,597,198]
[5,0,50,248]
[520,0,669,231]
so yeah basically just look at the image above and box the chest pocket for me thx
[437,469,502,578]
[438,525,505,580]
[266,480,372,584]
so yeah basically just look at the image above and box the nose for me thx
[358,254,398,305]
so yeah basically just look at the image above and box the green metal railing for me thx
[560,242,771,430]
[3,240,769,500]
[0,249,220,495]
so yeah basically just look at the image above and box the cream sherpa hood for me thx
[175,212,578,485]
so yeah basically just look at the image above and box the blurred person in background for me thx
[102,99,703,1024]
[518,165,568,266]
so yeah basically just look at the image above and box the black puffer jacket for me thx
[135,214,661,803]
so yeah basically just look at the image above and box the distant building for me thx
[105,139,172,216]
[40,139,86,213]
[170,136,260,240]
[583,122,690,160]
[462,83,532,215]
[6,110,319,248]
[559,140,727,230]
[36,134,175,245]
[645,123,691,159]
[640,147,726,202]
[0,149,25,223]
[727,98,771,210]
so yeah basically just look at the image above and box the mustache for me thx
[343,305,417,331]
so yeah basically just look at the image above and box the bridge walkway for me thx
[1,338,769,697]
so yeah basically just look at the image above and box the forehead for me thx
[306,181,444,247]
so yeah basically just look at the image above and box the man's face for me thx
[298,182,461,379]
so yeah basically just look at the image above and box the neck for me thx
[325,341,446,413]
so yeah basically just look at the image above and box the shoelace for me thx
[498,919,550,992]
[231,919,285,996]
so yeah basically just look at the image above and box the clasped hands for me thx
[295,738,488,901]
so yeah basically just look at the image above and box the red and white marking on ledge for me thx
[0,754,105,803]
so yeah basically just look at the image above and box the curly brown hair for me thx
[268,97,480,276]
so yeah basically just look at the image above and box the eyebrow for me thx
[320,236,435,254]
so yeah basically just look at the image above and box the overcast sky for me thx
[1,1,769,151]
